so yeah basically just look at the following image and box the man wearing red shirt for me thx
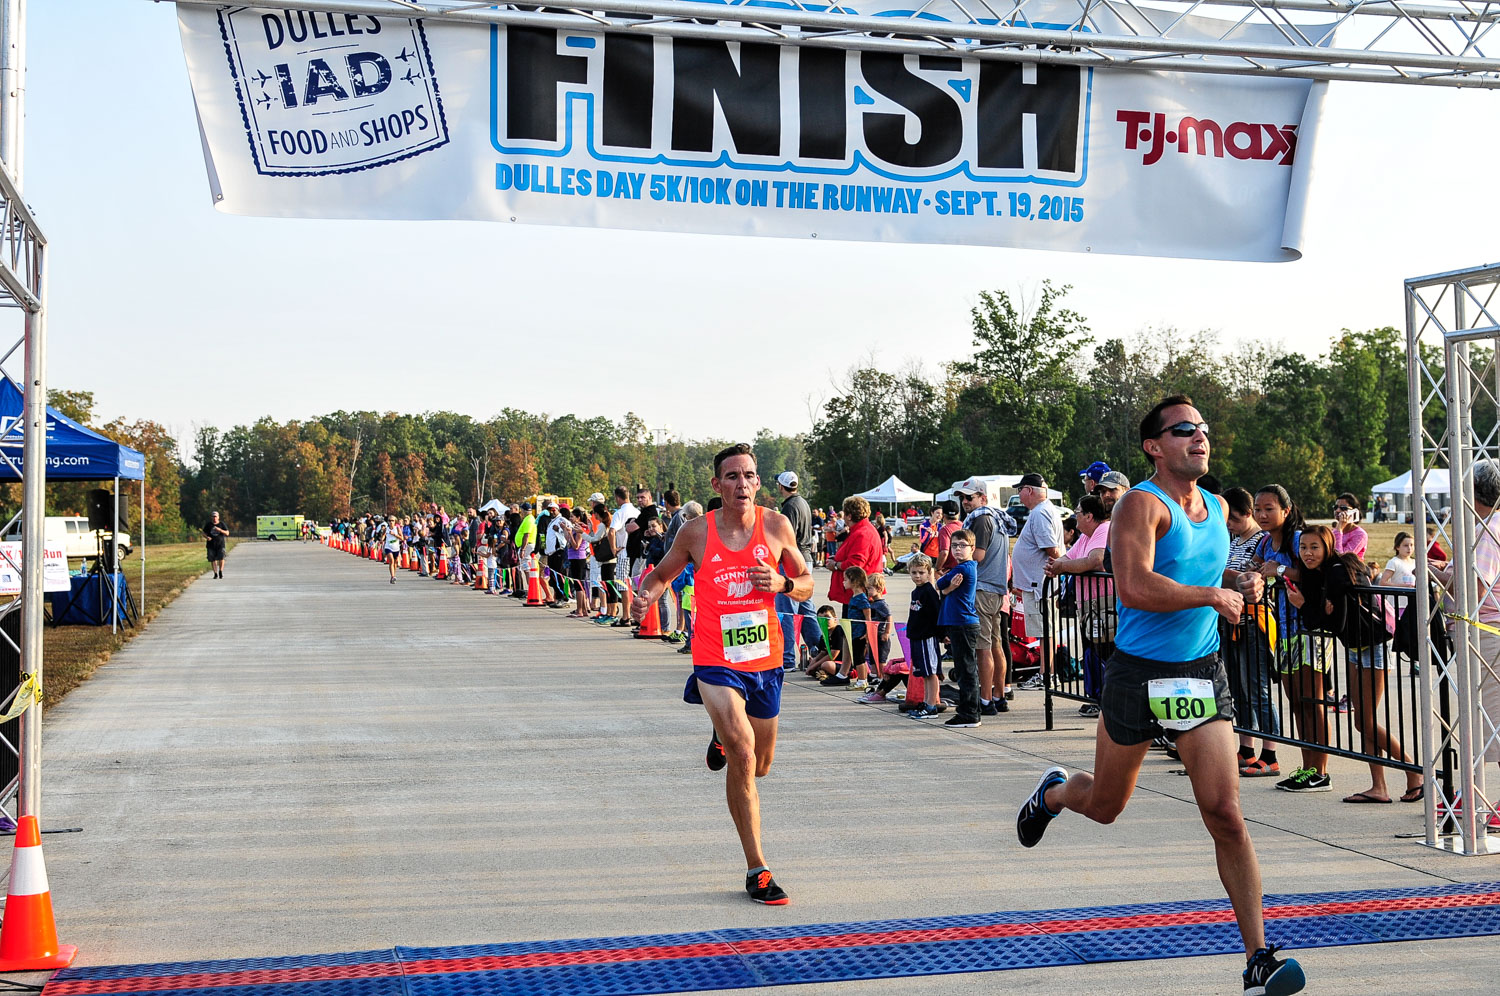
[827,496,885,605]
[935,499,963,572]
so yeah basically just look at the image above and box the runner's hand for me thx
[1211,587,1245,623]
[748,558,782,592]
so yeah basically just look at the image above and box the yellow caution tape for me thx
[0,673,39,723]
[1447,613,1500,637]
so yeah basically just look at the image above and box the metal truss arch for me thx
[1407,261,1500,857]
[170,0,1500,87]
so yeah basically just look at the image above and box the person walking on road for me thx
[1015,395,1306,996]
[204,511,229,579]
[631,443,814,906]
[382,517,402,584]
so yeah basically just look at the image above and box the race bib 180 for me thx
[1147,676,1218,732]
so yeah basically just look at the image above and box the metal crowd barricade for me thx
[1040,574,1443,789]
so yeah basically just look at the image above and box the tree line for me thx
[803,281,1459,514]
[11,280,1459,539]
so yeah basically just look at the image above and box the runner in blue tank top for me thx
[1015,396,1306,996]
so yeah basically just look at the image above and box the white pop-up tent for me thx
[1370,469,1450,494]
[854,475,934,504]
[934,474,1064,504]
[1369,469,1451,523]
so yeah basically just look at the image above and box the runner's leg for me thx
[697,681,770,869]
[1047,720,1152,823]
[1172,717,1266,956]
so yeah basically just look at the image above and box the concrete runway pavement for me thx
[31,541,1500,993]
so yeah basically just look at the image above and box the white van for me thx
[2,516,132,561]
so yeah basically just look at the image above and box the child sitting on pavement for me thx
[806,604,847,678]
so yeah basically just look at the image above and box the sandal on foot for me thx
[1400,784,1425,803]
[1342,791,1393,804]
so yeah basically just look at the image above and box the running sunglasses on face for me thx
[1158,421,1210,438]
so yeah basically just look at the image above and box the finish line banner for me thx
[176,4,1329,261]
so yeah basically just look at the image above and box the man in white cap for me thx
[777,471,821,668]
[956,478,1019,713]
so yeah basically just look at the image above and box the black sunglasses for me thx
[1157,421,1210,439]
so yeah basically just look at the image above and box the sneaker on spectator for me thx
[856,691,888,703]
[1277,768,1333,793]
[1018,675,1045,690]
[996,698,1009,713]
[931,701,949,714]
[677,643,693,655]
[820,675,852,687]
[944,714,981,728]
[1005,688,1015,701]
[980,701,999,717]
[848,678,869,691]
[1240,758,1280,777]
[1078,704,1100,718]
[908,704,939,719]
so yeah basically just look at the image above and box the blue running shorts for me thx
[684,665,784,719]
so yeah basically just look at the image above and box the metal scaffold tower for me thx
[1407,262,1500,856]
[172,0,1500,88]
[0,0,47,825]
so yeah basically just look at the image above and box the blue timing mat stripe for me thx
[45,881,1500,996]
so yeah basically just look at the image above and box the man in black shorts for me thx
[1015,396,1305,996]
[204,511,229,579]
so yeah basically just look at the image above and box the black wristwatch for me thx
[781,575,794,594]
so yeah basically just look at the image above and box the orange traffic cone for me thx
[525,557,544,606]
[473,560,488,590]
[635,568,661,639]
[436,555,448,580]
[0,815,76,971]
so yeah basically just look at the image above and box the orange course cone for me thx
[436,555,448,580]
[634,568,661,639]
[0,815,76,971]
[473,561,488,591]
[525,557,544,606]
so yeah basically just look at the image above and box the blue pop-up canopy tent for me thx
[0,378,146,631]
[0,378,144,481]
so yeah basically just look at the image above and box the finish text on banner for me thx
[176,3,1330,261]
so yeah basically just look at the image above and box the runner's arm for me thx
[1111,491,1242,622]
[759,512,814,601]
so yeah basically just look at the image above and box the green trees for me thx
[804,284,1423,511]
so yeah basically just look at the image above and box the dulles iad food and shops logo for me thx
[216,8,449,176]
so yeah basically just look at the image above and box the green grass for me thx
[41,539,236,709]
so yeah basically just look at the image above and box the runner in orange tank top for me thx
[632,443,813,906]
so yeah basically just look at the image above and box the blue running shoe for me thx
[1016,765,1068,848]
[1243,945,1305,995]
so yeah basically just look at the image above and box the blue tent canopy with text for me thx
[0,378,144,481]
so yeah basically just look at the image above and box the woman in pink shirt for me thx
[1332,492,1368,560]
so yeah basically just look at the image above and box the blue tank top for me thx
[1115,481,1230,662]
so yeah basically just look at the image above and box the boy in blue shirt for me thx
[936,530,982,728]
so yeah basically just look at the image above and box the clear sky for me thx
[20,2,1500,450]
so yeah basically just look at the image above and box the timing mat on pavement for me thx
[42,881,1500,996]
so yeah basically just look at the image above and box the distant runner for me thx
[632,443,813,905]
[1015,395,1306,996]
[204,511,229,580]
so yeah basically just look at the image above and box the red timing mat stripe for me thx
[45,890,1500,994]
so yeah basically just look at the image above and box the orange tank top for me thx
[692,507,785,673]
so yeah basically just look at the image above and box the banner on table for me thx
[0,542,73,595]
[176,3,1330,260]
